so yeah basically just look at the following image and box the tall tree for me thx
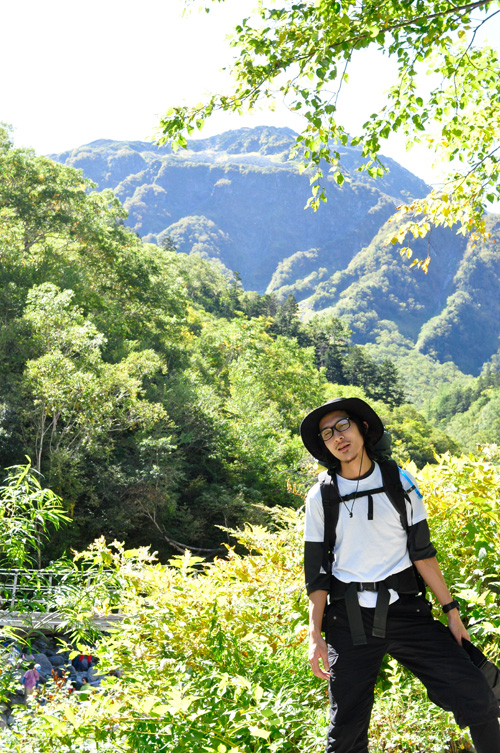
[302,313,352,382]
[163,2,500,265]
[376,359,406,406]
[21,283,167,477]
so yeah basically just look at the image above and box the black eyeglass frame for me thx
[318,417,352,442]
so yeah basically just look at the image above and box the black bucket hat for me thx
[300,397,385,466]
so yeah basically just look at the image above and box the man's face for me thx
[318,410,367,468]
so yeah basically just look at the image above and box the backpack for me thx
[319,454,425,644]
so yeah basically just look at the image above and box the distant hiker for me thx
[72,676,88,691]
[22,663,41,698]
[72,654,92,671]
[301,397,500,753]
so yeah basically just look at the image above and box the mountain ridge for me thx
[52,127,429,292]
[50,126,500,375]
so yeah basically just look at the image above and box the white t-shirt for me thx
[304,462,427,607]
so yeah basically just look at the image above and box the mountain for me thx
[301,214,500,376]
[50,126,428,293]
[51,126,500,376]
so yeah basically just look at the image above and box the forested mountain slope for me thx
[51,127,428,293]
[51,127,500,376]
[303,215,500,375]
[1,126,467,561]
[4,124,500,561]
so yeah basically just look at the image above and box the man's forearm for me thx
[414,556,453,606]
[309,589,329,636]
[308,589,330,679]
[414,556,470,644]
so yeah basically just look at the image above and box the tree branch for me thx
[137,500,225,555]
[374,0,493,37]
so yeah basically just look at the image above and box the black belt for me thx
[330,567,419,646]
[356,582,379,592]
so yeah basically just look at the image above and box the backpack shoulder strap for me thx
[378,459,409,533]
[319,470,341,574]
[379,459,426,595]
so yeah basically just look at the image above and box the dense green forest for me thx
[5,126,493,562]
[2,126,500,561]
[1,131,500,753]
[1,100,500,752]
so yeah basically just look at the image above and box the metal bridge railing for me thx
[0,568,116,612]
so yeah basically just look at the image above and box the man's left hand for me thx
[447,610,470,645]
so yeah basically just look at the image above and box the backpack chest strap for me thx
[339,486,385,502]
[319,460,414,579]
[339,485,385,521]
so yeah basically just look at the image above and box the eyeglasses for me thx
[319,417,351,442]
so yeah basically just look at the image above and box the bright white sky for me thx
[1,0,499,186]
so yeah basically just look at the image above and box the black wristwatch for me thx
[442,599,460,614]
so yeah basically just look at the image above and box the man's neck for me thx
[338,455,373,480]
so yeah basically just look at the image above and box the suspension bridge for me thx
[0,568,123,632]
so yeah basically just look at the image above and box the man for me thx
[301,396,500,753]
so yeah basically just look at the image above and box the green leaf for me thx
[248,726,271,739]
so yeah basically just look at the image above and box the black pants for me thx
[325,595,500,753]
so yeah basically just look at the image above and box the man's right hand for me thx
[309,633,330,679]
